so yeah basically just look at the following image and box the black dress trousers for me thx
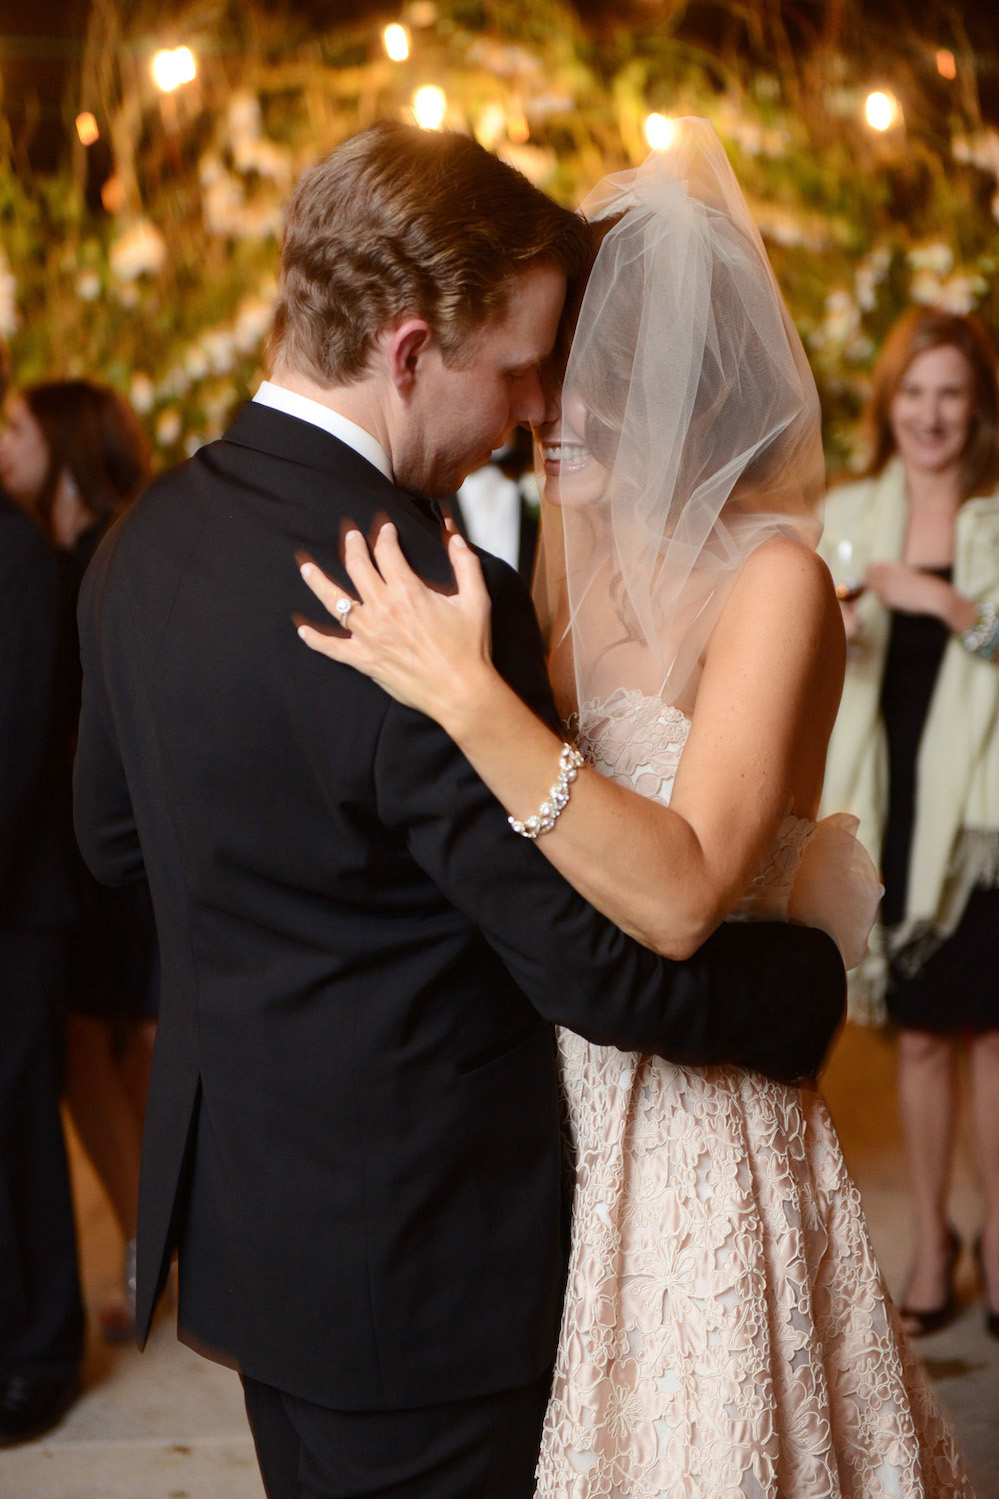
[242,1368,551,1499]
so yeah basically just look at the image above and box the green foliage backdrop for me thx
[2,0,998,475]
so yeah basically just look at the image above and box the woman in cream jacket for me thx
[820,308,999,1340]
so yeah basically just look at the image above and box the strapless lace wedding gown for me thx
[535,689,972,1499]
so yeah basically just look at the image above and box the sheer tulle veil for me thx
[532,118,825,720]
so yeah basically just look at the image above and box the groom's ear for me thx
[384,317,435,395]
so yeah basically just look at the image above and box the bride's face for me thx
[534,391,612,509]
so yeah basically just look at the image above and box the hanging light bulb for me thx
[383,24,410,62]
[413,85,447,130]
[645,113,676,151]
[936,49,957,81]
[151,46,197,93]
[864,91,900,132]
[76,112,100,147]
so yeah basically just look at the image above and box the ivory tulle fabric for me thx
[534,119,826,719]
[535,692,972,1499]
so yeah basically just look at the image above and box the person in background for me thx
[0,351,84,1443]
[819,308,999,1339]
[0,378,158,1342]
[454,426,539,584]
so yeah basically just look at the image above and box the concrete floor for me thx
[0,1021,996,1498]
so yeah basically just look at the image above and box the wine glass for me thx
[832,538,865,603]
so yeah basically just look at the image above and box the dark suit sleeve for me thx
[0,509,58,891]
[374,557,844,1083]
[72,538,146,887]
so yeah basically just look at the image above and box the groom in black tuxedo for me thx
[74,122,844,1498]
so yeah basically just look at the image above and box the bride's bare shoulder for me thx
[705,533,844,709]
[727,533,840,633]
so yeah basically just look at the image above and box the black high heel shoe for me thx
[973,1236,999,1339]
[899,1226,961,1337]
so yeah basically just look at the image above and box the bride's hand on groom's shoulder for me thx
[295,523,495,729]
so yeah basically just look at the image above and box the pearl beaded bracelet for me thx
[508,743,586,839]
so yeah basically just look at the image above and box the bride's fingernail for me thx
[300,562,313,580]
[297,625,309,640]
[451,533,468,550]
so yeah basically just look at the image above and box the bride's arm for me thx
[298,524,844,959]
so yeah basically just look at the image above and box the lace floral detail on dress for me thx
[537,692,971,1498]
[574,689,690,807]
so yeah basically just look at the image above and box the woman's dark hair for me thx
[22,378,150,539]
[863,308,999,500]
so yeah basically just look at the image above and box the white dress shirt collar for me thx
[253,380,393,483]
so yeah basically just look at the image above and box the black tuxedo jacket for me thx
[74,403,844,1411]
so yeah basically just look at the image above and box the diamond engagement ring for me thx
[334,597,354,623]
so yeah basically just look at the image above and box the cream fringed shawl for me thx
[818,459,999,1022]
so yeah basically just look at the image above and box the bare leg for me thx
[64,1012,142,1241]
[119,1018,156,1128]
[896,1027,959,1314]
[968,1028,999,1312]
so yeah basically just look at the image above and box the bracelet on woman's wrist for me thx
[508,743,586,839]
[960,600,999,663]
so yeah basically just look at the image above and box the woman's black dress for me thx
[57,527,159,1022]
[880,569,999,1033]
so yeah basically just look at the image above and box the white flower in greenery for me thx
[854,247,891,311]
[824,289,861,344]
[952,130,999,179]
[199,153,225,188]
[758,207,806,247]
[183,345,210,381]
[906,243,953,278]
[234,295,275,355]
[0,251,18,335]
[184,433,205,458]
[233,136,292,186]
[909,268,943,305]
[155,408,182,447]
[109,219,167,282]
[245,202,283,239]
[159,365,191,399]
[76,270,101,302]
[938,272,988,315]
[228,92,263,143]
[201,330,237,376]
[130,373,155,414]
[203,172,245,236]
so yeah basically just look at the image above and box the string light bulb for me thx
[645,113,676,151]
[864,91,900,132]
[936,49,957,81]
[76,112,100,147]
[151,46,197,93]
[413,85,446,130]
[383,24,410,62]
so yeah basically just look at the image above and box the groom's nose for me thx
[537,359,562,427]
[511,366,549,429]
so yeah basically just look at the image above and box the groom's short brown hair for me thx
[269,121,588,386]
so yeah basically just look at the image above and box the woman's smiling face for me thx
[535,389,613,510]
[889,343,977,481]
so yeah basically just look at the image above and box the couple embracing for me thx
[75,120,971,1496]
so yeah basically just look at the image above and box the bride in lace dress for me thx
[297,122,972,1496]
